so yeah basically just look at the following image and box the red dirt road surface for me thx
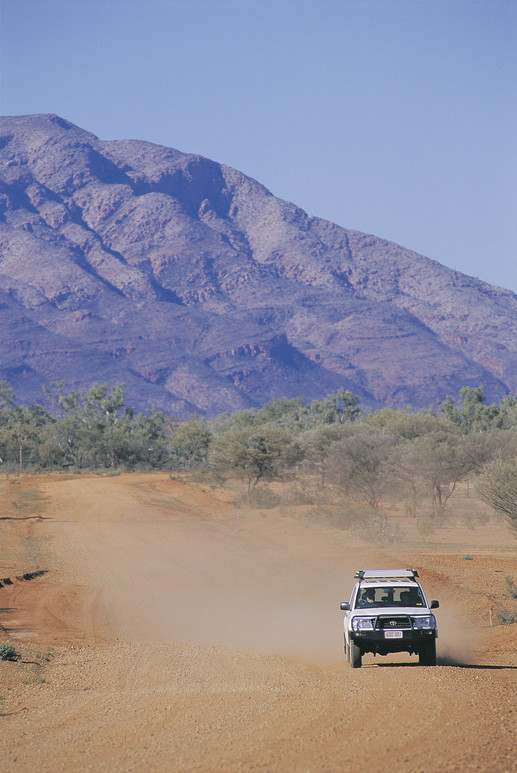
[1,473,516,772]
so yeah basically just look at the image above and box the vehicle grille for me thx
[376,616,411,630]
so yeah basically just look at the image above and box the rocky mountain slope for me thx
[0,113,516,414]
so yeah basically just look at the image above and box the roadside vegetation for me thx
[1,380,517,536]
[0,643,20,661]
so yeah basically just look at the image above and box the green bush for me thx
[0,643,20,661]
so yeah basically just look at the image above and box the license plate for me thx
[384,630,403,639]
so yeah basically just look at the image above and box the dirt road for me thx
[1,473,516,772]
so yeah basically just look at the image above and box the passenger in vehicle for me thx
[400,588,423,606]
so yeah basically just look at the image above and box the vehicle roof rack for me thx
[354,569,419,580]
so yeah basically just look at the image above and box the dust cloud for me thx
[435,606,480,666]
[52,476,479,667]
[77,513,471,665]
[91,517,360,662]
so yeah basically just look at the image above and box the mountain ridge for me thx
[0,113,515,414]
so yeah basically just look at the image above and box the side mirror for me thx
[340,602,350,611]
[430,600,439,609]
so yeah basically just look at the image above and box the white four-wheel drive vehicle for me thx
[340,569,439,668]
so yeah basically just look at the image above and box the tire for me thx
[344,634,349,661]
[419,639,436,666]
[349,640,362,668]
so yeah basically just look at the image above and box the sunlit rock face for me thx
[0,113,515,413]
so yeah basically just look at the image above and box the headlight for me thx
[412,615,436,630]
[352,617,375,631]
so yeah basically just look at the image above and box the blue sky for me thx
[1,0,516,291]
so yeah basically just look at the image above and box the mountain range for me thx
[0,113,516,415]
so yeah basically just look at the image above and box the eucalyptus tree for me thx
[476,458,517,535]
[170,419,211,469]
[209,423,303,495]
[0,404,50,470]
[327,430,398,509]
[302,423,349,488]
[42,381,167,469]
[307,388,362,426]
[439,386,506,433]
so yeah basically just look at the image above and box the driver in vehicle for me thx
[359,588,377,606]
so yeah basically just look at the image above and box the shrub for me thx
[280,483,320,506]
[239,485,281,509]
[352,510,402,544]
[313,503,364,530]
[504,575,517,599]
[416,517,435,541]
[496,608,517,626]
[0,643,20,661]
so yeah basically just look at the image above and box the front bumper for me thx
[350,628,436,655]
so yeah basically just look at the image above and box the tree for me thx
[439,386,504,433]
[0,405,49,470]
[308,389,362,426]
[0,381,15,411]
[0,380,171,472]
[73,385,167,469]
[386,440,427,518]
[254,398,310,431]
[117,410,168,469]
[302,424,348,488]
[328,430,398,509]
[476,458,517,535]
[209,424,303,494]
[460,428,517,475]
[170,419,211,469]
[499,394,517,430]
[390,431,469,518]
[365,407,442,439]
[37,421,67,469]
[43,382,147,469]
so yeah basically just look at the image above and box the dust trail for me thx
[48,477,409,663]
[72,514,372,663]
[435,606,480,666]
[100,522,349,661]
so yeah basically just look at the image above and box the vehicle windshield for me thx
[355,586,425,609]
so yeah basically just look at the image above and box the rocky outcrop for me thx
[0,113,515,413]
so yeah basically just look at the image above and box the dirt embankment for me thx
[1,473,516,772]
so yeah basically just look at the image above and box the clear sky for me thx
[1,0,516,291]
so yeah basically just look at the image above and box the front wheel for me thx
[349,640,362,668]
[419,639,437,666]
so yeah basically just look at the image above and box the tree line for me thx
[1,381,516,533]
